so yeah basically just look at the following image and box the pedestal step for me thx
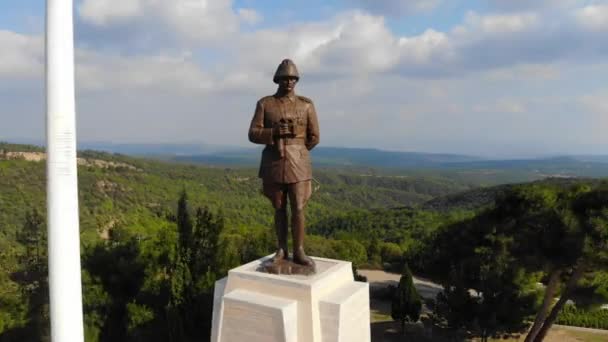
[211,255,370,342]
[319,282,371,342]
[219,290,298,342]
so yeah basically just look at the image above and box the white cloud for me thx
[473,99,527,114]
[79,0,142,26]
[163,0,240,42]
[461,12,539,34]
[78,0,240,43]
[344,0,441,17]
[577,90,608,144]
[76,50,214,93]
[3,2,608,156]
[215,11,401,82]
[219,8,593,82]
[580,90,608,115]
[435,8,608,76]
[0,29,215,94]
[74,49,269,95]
[238,8,262,25]
[74,1,608,80]
[483,64,561,81]
[576,4,608,30]
[486,0,580,12]
[310,12,400,73]
[224,11,447,80]
[0,30,43,78]
[398,29,449,64]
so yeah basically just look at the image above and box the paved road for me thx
[360,269,608,336]
[358,269,443,300]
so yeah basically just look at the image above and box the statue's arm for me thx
[248,100,274,145]
[305,103,320,151]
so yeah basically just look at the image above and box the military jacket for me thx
[248,93,320,184]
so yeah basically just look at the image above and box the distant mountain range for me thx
[6,140,608,181]
[172,146,488,169]
[72,142,608,183]
[74,142,486,167]
[77,142,485,166]
[77,141,246,156]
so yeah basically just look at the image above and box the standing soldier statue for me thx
[248,59,320,273]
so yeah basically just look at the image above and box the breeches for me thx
[262,180,312,211]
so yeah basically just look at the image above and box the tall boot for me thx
[291,209,313,266]
[272,208,289,262]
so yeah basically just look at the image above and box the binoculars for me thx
[277,118,295,135]
[275,118,296,158]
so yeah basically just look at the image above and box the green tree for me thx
[168,192,226,341]
[431,225,538,341]
[12,208,50,342]
[84,239,146,341]
[176,190,193,261]
[190,206,223,291]
[391,263,422,334]
[428,183,608,342]
[352,264,367,282]
[427,187,546,340]
[367,237,382,267]
[530,187,608,341]
[494,184,608,342]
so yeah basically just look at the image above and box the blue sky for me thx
[1,0,608,157]
[0,1,43,33]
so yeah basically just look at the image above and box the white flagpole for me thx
[46,0,85,341]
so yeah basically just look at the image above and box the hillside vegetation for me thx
[0,143,477,340]
[1,142,607,341]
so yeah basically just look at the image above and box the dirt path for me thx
[554,324,608,335]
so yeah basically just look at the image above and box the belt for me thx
[282,137,305,145]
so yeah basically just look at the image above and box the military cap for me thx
[273,59,300,83]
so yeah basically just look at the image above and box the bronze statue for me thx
[248,59,320,273]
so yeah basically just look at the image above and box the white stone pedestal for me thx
[211,255,370,342]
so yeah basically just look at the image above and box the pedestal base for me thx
[259,256,316,275]
[211,255,370,342]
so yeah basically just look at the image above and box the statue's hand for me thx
[280,124,293,137]
[274,122,294,138]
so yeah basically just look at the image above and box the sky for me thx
[1,0,608,158]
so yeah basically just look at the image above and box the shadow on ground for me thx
[371,321,468,342]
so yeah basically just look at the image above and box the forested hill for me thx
[308,177,608,265]
[2,141,604,246]
[2,142,608,341]
[419,177,606,212]
[0,142,474,239]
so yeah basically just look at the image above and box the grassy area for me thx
[371,320,607,342]
[371,310,392,323]
[370,298,393,323]
[487,327,607,342]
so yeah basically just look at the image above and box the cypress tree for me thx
[176,190,192,260]
[391,263,422,334]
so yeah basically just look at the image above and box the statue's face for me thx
[277,76,298,93]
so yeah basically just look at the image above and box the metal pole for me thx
[46,0,85,341]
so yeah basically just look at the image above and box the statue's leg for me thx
[288,180,313,266]
[264,183,288,262]
[274,207,288,261]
